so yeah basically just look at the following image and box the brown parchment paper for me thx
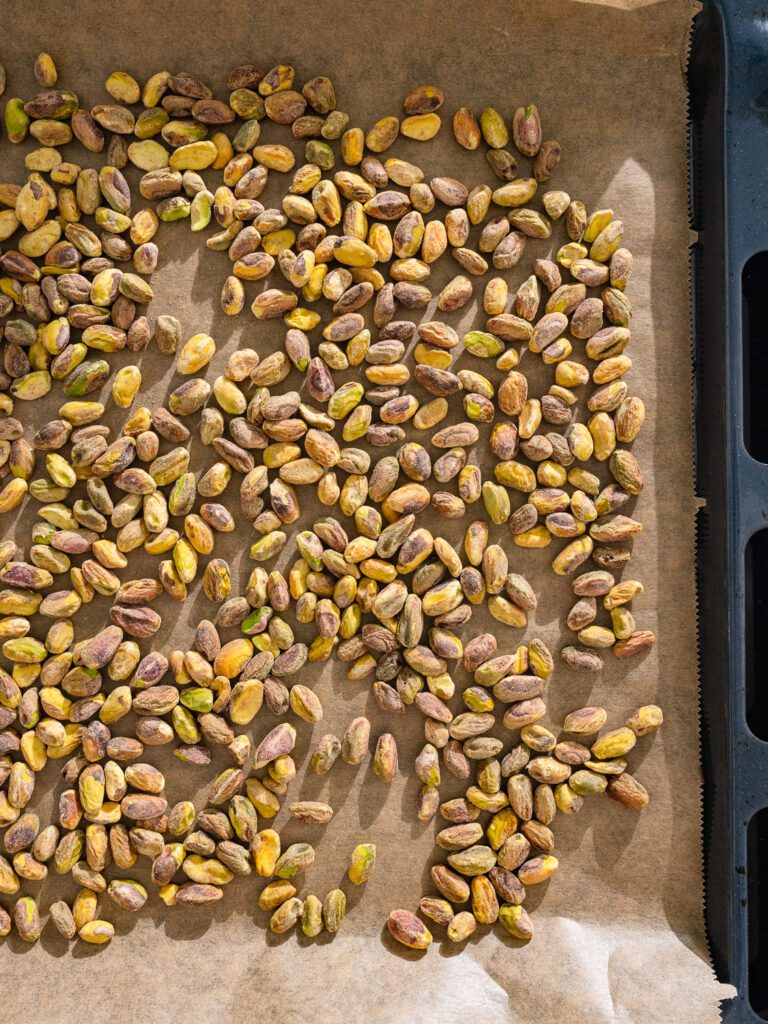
[0,1,736,1021]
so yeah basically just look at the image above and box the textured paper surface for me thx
[0,1,734,1021]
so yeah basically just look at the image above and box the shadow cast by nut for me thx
[515,877,550,915]
[530,786,637,891]
[160,904,217,941]
[494,927,536,951]
[264,922,298,947]
[340,875,367,914]
[70,937,113,959]
[589,800,643,875]
[297,754,360,823]
[4,931,40,956]
[356,772,393,830]
[38,924,72,958]
[96,901,143,940]
[305,923,339,946]
[401,768,438,843]
[621,730,655,773]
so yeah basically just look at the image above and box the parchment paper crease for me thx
[0,1,735,1021]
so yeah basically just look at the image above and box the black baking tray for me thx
[691,2,768,1020]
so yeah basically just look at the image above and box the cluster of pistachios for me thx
[0,51,659,949]
[387,632,662,948]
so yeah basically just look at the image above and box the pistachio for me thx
[387,909,432,950]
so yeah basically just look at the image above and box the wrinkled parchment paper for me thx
[0,1,735,1021]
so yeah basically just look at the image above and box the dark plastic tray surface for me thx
[691,2,768,1019]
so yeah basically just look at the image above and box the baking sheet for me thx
[0,0,735,1021]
